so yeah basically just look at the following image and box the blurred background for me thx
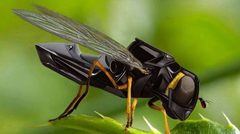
[1,0,240,133]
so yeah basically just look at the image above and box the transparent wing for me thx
[13,6,146,73]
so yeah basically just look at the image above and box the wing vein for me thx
[13,6,145,72]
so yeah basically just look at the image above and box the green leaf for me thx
[171,114,239,134]
[26,114,151,134]
[24,113,239,134]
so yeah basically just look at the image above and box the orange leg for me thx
[50,60,136,129]
[93,61,137,128]
[148,98,170,134]
[129,98,138,127]
[126,76,133,128]
[49,60,100,121]
[49,85,84,121]
[132,98,138,116]
[94,61,127,90]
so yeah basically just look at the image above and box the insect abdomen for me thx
[36,43,99,84]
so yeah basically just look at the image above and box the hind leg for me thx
[49,60,99,121]
[49,85,84,121]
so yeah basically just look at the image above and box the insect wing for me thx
[13,6,145,72]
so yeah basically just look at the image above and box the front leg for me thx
[148,97,170,134]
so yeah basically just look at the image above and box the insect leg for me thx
[94,61,128,90]
[148,98,170,134]
[49,60,98,122]
[93,61,137,128]
[49,85,84,121]
[129,98,138,127]
[125,76,133,128]
[132,98,138,116]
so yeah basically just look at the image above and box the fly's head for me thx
[153,62,199,121]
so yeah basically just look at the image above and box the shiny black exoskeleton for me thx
[36,38,199,121]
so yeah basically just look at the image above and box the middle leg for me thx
[94,61,138,128]
[126,76,133,128]
[129,98,138,127]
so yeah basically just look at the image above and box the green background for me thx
[0,0,240,133]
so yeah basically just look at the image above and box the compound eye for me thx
[172,76,195,106]
[110,60,125,76]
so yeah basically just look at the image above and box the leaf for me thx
[23,113,239,134]
[171,114,239,134]
[25,114,151,134]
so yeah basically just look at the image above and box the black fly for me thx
[14,6,203,133]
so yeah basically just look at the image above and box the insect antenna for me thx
[198,97,212,108]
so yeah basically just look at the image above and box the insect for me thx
[14,6,201,134]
